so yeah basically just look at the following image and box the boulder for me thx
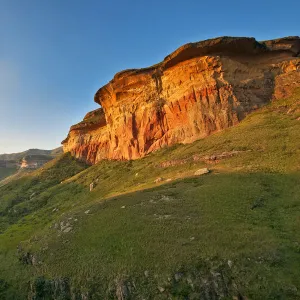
[63,227,72,233]
[89,182,94,192]
[154,177,163,183]
[194,168,210,176]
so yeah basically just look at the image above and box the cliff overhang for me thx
[62,36,300,164]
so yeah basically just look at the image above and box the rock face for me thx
[20,155,53,169]
[62,36,300,164]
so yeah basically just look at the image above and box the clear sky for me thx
[0,0,299,153]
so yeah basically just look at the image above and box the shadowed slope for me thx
[0,88,299,299]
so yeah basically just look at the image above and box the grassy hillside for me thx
[0,168,17,181]
[0,89,299,299]
[0,147,63,185]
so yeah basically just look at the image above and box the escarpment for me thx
[63,36,300,164]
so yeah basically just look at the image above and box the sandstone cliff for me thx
[62,36,300,164]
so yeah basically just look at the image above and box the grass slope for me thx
[0,168,17,181]
[0,89,299,299]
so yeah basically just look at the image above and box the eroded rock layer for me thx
[63,36,300,164]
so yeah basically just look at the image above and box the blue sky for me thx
[0,0,299,153]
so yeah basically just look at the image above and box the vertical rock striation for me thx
[62,36,300,164]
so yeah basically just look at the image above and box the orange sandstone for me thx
[62,36,300,164]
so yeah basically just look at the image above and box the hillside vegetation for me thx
[0,147,63,184]
[0,168,17,181]
[0,89,299,299]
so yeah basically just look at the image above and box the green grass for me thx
[0,168,17,181]
[36,173,300,299]
[0,89,299,299]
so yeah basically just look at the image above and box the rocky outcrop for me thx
[20,155,53,169]
[62,36,300,164]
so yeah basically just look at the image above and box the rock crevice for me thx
[62,36,300,164]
